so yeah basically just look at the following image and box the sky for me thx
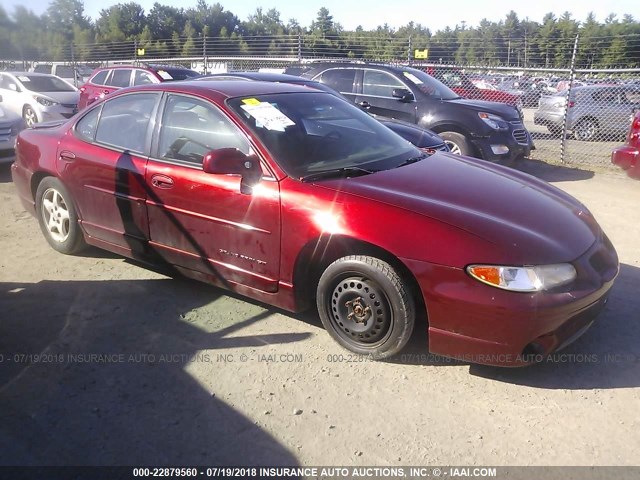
[3,0,637,32]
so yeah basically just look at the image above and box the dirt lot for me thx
[1,159,639,468]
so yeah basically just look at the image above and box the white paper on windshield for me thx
[18,76,30,82]
[157,70,173,80]
[402,72,423,85]
[241,102,295,132]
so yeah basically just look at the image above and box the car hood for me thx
[319,153,597,265]
[447,98,520,120]
[35,91,80,104]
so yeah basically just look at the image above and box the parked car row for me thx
[11,78,618,364]
[284,62,534,163]
[534,85,640,141]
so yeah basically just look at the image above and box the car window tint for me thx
[133,70,156,86]
[107,69,132,88]
[362,70,405,98]
[158,94,250,165]
[34,65,52,74]
[91,70,109,85]
[95,93,157,153]
[317,69,356,94]
[75,106,101,142]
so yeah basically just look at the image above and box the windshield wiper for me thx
[300,166,376,183]
[395,153,428,168]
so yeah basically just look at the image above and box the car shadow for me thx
[0,278,306,465]
[515,158,595,182]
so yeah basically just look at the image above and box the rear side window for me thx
[91,70,109,85]
[362,70,405,98]
[95,93,158,153]
[317,69,356,94]
[33,64,52,74]
[107,69,132,88]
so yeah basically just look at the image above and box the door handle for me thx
[151,174,174,189]
[359,101,371,109]
[59,150,76,162]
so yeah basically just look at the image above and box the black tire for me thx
[35,177,85,255]
[573,118,599,141]
[23,105,38,128]
[316,255,415,359]
[439,131,474,156]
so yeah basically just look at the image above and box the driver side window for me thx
[158,95,250,165]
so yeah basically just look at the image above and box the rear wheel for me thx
[316,255,415,359]
[574,118,598,141]
[439,131,474,156]
[36,177,85,254]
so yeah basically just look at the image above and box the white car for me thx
[0,102,24,163]
[0,72,80,128]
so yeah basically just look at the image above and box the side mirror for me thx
[202,148,262,195]
[392,88,414,102]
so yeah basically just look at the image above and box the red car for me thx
[11,81,618,365]
[78,64,199,109]
[612,111,640,179]
[418,65,523,114]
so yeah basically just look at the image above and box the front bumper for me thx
[472,122,534,162]
[611,145,640,180]
[402,233,619,367]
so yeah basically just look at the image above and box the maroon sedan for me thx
[11,81,618,365]
[612,111,640,179]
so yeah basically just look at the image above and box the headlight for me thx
[478,112,508,130]
[34,96,58,107]
[466,263,577,292]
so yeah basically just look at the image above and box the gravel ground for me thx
[1,159,639,468]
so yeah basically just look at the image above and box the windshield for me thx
[227,92,420,179]
[18,75,76,92]
[401,67,459,100]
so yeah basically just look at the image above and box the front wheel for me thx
[316,255,415,359]
[35,177,86,254]
[23,105,38,128]
[439,131,474,156]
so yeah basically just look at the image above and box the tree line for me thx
[1,0,639,68]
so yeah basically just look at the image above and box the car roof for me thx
[116,80,326,99]
[5,71,57,77]
[201,72,313,83]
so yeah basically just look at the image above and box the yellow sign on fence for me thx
[137,48,145,56]
[414,49,428,59]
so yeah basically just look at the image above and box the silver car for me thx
[0,101,24,163]
[534,85,640,141]
[0,72,80,128]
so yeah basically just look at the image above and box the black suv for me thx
[285,62,534,162]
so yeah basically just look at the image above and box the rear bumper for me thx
[611,145,640,179]
[401,234,619,367]
[11,161,36,215]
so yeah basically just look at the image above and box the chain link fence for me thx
[2,33,639,168]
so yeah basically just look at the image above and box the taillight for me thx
[79,86,86,93]
[568,100,575,108]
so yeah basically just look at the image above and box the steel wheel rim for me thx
[41,188,70,243]
[327,274,393,348]
[24,108,37,128]
[444,141,462,155]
